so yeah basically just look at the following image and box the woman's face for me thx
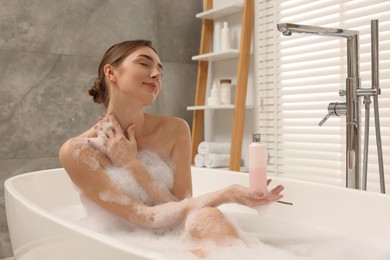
[112,46,163,105]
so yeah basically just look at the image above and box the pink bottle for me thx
[249,133,268,194]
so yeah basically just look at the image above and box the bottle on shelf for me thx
[221,21,231,51]
[207,81,220,106]
[213,21,222,53]
[220,79,232,105]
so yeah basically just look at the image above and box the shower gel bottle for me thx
[249,133,269,216]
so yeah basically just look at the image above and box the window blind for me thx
[255,0,390,192]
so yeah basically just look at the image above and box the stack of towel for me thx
[194,141,231,168]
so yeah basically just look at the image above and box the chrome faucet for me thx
[277,22,385,192]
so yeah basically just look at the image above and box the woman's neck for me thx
[106,101,146,139]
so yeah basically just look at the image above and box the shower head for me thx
[277,23,293,36]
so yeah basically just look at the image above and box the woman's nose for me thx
[151,68,161,80]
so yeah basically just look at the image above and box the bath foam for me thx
[78,195,136,233]
[99,190,132,205]
[89,150,185,231]
[102,150,175,205]
[61,196,390,260]
[104,166,149,204]
[74,197,254,258]
[78,196,189,244]
[138,150,174,190]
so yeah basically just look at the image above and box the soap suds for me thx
[61,198,389,260]
[138,150,174,190]
[99,190,132,205]
[104,166,150,204]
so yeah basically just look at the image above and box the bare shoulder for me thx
[59,131,111,187]
[162,116,190,135]
[59,137,88,187]
[59,130,93,168]
[161,116,191,147]
[59,137,82,168]
[146,114,190,138]
[59,137,90,173]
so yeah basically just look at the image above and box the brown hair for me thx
[88,40,157,107]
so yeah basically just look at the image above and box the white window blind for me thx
[255,0,390,192]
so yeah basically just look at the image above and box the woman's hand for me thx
[87,113,138,168]
[226,180,284,208]
[193,180,284,210]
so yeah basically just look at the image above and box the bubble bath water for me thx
[52,202,389,260]
[62,149,389,259]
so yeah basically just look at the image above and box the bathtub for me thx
[4,167,390,259]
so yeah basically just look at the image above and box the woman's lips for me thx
[143,82,157,92]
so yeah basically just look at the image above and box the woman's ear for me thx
[103,64,117,84]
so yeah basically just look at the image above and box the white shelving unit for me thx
[190,0,254,171]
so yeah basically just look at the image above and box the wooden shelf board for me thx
[192,49,240,61]
[196,3,244,20]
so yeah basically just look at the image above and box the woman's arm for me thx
[168,117,193,199]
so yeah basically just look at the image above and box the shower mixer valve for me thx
[319,87,379,126]
[319,101,347,126]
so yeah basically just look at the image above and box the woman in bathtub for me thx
[59,40,284,255]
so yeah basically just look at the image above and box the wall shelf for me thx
[196,3,244,20]
[192,49,240,62]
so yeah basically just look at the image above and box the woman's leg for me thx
[184,207,240,244]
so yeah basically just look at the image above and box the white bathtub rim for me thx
[6,167,390,226]
[5,167,390,256]
[6,167,388,200]
[192,166,389,199]
[4,169,162,259]
[6,167,390,223]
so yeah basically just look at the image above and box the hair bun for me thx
[88,78,105,104]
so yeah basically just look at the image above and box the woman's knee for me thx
[184,207,238,242]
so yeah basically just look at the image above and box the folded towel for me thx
[198,142,231,155]
[194,153,205,168]
[205,153,230,168]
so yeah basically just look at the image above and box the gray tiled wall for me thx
[0,0,201,257]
